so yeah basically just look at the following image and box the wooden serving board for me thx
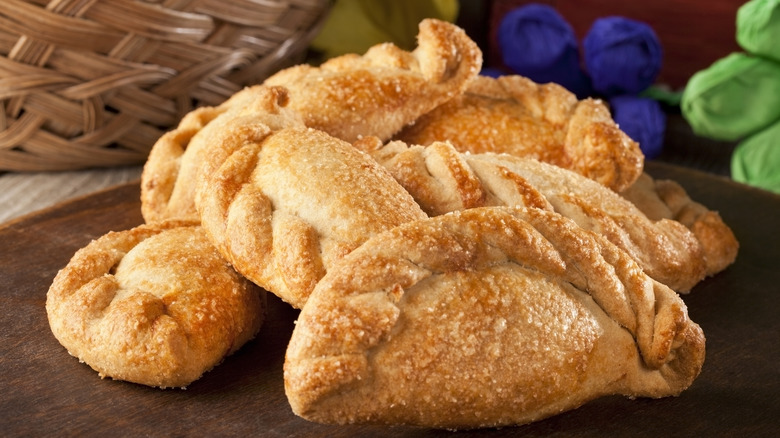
[1,161,778,437]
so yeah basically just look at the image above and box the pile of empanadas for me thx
[46,19,737,429]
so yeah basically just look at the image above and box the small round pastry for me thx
[46,220,265,388]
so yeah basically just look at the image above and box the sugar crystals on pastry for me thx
[141,85,303,223]
[284,207,705,429]
[46,220,265,388]
[360,139,710,292]
[621,172,739,278]
[197,125,427,309]
[263,18,482,143]
[395,74,644,192]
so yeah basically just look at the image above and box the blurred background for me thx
[3,0,776,223]
[309,0,747,178]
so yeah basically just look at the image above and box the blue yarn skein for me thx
[497,4,591,98]
[610,95,667,158]
[584,16,663,96]
[479,67,506,78]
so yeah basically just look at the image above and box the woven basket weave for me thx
[0,0,331,171]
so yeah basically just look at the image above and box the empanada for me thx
[197,126,427,309]
[263,18,482,143]
[46,221,265,388]
[141,85,303,223]
[621,172,739,277]
[285,206,705,429]
[395,75,644,192]
[358,139,709,292]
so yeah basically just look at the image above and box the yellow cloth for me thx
[311,0,459,59]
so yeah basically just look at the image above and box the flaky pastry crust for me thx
[359,139,708,292]
[395,75,644,192]
[285,207,705,429]
[197,126,427,309]
[621,173,739,278]
[141,85,303,223]
[46,221,265,388]
[263,18,482,143]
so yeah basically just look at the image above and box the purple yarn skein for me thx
[584,16,663,96]
[610,95,667,158]
[498,4,590,97]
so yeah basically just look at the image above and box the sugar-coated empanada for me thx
[141,85,303,223]
[621,172,739,277]
[197,126,427,309]
[359,139,710,292]
[285,207,705,429]
[263,18,482,143]
[395,75,644,192]
[46,221,265,388]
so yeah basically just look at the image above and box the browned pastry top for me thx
[197,126,427,308]
[141,86,302,223]
[621,172,739,277]
[264,18,482,143]
[361,140,710,292]
[46,220,266,388]
[395,75,644,192]
[285,207,705,429]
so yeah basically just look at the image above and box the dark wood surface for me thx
[1,161,778,437]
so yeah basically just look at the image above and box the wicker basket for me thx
[0,0,331,171]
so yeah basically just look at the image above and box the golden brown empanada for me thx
[359,139,709,292]
[46,221,265,388]
[141,85,303,223]
[621,172,739,277]
[197,126,427,309]
[263,18,482,143]
[395,75,644,192]
[285,207,705,429]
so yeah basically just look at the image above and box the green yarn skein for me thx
[731,118,780,193]
[681,52,780,141]
[737,0,780,62]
